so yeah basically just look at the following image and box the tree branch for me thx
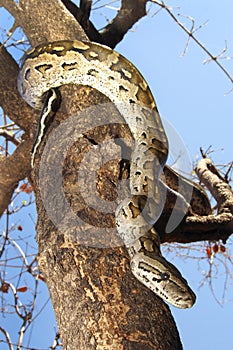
[195,158,233,213]
[61,0,103,43]
[80,0,92,21]
[0,137,31,217]
[0,129,20,146]
[101,0,148,48]
[0,44,34,131]
[61,0,148,48]
[159,158,233,244]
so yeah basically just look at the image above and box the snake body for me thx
[18,40,196,308]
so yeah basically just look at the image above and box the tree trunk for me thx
[0,1,192,348]
[34,84,183,349]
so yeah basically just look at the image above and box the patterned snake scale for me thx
[18,40,196,308]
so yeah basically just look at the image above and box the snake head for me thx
[130,253,196,308]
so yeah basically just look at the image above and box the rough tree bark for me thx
[0,1,232,349]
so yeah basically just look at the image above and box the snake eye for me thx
[160,272,170,281]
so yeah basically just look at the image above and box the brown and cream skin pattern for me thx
[18,40,197,308]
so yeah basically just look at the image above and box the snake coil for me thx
[18,40,196,308]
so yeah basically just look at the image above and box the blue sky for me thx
[1,1,233,349]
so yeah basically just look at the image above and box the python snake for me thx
[18,40,197,308]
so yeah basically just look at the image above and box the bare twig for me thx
[150,0,233,86]
[0,326,13,350]
[163,238,233,305]
[50,332,62,349]
[0,129,20,146]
